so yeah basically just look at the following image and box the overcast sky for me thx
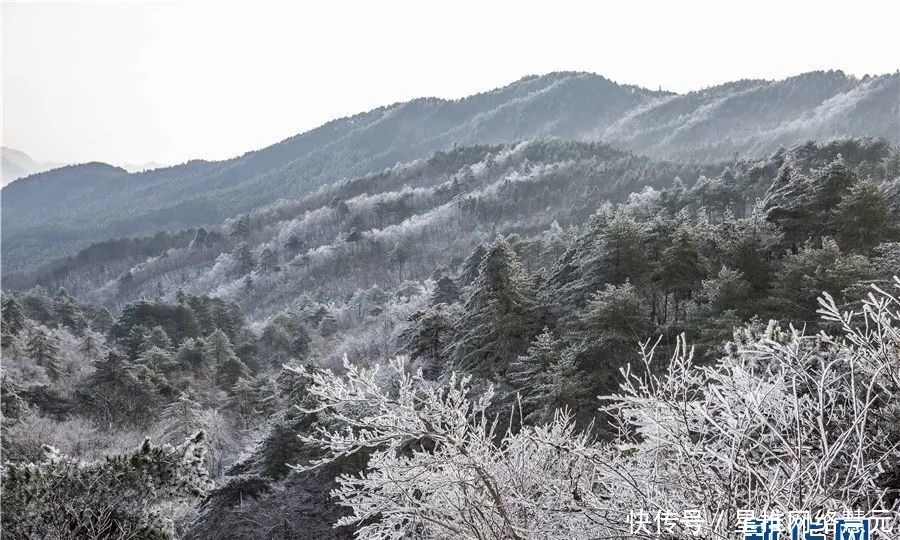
[3,0,898,167]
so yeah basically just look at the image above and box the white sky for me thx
[2,0,899,166]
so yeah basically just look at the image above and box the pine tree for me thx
[718,204,782,294]
[259,313,310,367]
[572,281,647,388]
[318,312,338,338]
[530,347,580,424]
[773,238,873,317]
[52,288,83,331]
[457,243,486,288]
[77,352,161,428]
[399,304,456,379]
[231,215,250,239]
[549,206,649,317]
[26,327,61,380]
[506,328,573,422]
[430,275,460,306]
[144,325,174,352]
[284,234,305,254]
[389,243,409,281]
[125,325,152,360]
[834,181,896,253]
[451,236,536,376]
[190,227,209,249]
[700,266,752,315]
[226,375,279,425]
[161,392,207,444]
[139,346,177,377]
[258,247,280,273]
[79,330,104,360]
[1,296,25,346]
[2,433,209,539]
[1,374,26,426]
[653,217,706,322]
[205,329,248,389]
[174,337,210,376]
[810,155,855,219]
[233,242,255,275]
[763,163,813,249]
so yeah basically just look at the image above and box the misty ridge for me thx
[3,69,897,272]
[2,66,900,540]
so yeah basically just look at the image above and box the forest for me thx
[2,134,899,538]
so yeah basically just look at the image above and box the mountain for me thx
[1,147,62,186]
[3,70,897,272]
[601,70,900,160]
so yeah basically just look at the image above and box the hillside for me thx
[3,70,897,272]
[3,137,899,539]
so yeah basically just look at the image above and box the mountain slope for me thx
[3,70,897,272]
[603,70,899,159]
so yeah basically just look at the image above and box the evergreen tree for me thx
[717,205,782,294]
[144,325,174,352]
[1,296,25,345]
[174,337,211,376]
[451,236,536,376]
[258,247,280,273]
[399,304,457,379]
[233,242,255,276]
[549,206,649,318]
[389,243,409,281]
[77,352,161,428]
[1,374,26,426]
[764,164,813,249]
[652,217,706,322]
[26,327,61,380]
[318,312,338,338]
[52,288,83,331]
[834,181,896,253]
[259,313,310,367]
[161,392,207,444]
[700,266,752,316]
[139,346,177,380]
[2,434,209,540]
[810,156,856,221]
[205,329,248,389]
[190,227,209,249]
[430,275,460,306]
[231,215,251,240]
[507,328,559,390]
[773,238,874,318]
[226,375,279,425]
[531,347,580,424]
[79,329,104,360]
[125,325,152,360]
[572,281,647,388]
[457,243,486,288]
[285,234,305,254]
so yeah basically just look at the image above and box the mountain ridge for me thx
[3,69,897,272]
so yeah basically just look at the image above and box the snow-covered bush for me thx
[296,279,900,539]
[2,432,210,539]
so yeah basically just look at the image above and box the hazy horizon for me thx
[3,0,899,167]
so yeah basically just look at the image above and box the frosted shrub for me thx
[297,279,900,539]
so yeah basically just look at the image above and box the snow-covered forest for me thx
[2,68,900,539]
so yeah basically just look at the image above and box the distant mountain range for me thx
[1,147,62,186]
[3,69,898,272]
[2,146,167,187]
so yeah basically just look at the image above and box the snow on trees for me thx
[2,432,209,539]
[294,279,900,540]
